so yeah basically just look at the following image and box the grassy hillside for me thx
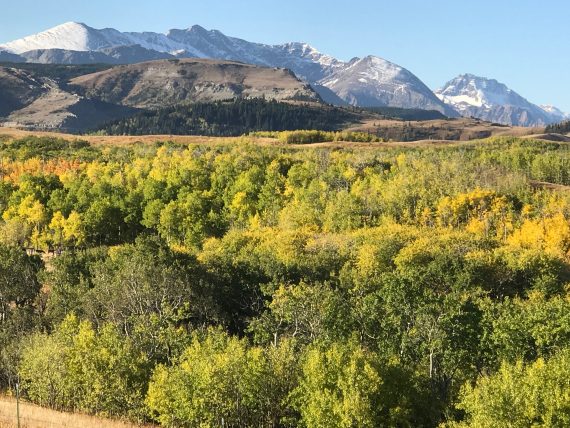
[362,106,447,121]
[0,62,114,82]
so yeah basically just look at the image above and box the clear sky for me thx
[1,0,569,111]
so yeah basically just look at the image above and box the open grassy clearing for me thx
[0,396,155,428]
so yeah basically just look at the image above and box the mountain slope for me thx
[0,23,342,81]
[540,105,569,122]
[19,46,175,65]
[69,58,320,109]
[0,65,135,131]
[320,56,457,116]
[0,67,49,116]
[436,74,560,126]
[0,50,24,63]
[0,22,187,55]
[0,22,451,113]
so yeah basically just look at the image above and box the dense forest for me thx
[95,99,451,138]
[96,99,362,136]
[2,134,570,426]
[546,119,570,134]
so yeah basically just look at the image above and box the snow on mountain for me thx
[1,22,121,53]
[319,56,457,116]
[8,23,559,118]
[0,22,193,57]
[165,25,344,82]
[540,105,569,121]
[436,74,561,127]
[0,23,340,79]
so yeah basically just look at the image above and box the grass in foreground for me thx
[0,396,155,428]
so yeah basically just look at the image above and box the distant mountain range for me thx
[0,22,568,127]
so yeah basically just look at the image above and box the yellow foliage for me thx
[509,213,570,257]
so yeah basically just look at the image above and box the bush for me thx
[146,330,298,427]
[273,130,383,144]
[453,348,570,427]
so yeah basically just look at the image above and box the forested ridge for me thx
[96,99,361,136]
[2,135,570,426]
[94,98,450,137]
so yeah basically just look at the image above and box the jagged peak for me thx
[187,24,208,33]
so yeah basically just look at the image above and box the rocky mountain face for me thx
[319,56,458,116]
[0,67,46,116]
[69,58,320,109]
[0,65,136,131]
[540,105,569,122]
[0,22,453,115]
[436,74,564,127]
[0,58,319,131]
[18,46,176,65]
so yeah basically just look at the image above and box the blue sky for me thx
[2,0,569,111]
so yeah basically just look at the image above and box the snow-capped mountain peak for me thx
[3,22,564,124]
[318,55,458,116]
[436,74,518,109]
[436,74,564,126]
[540,105,569,120]
[348,56,407,83]
[0,22,95,53]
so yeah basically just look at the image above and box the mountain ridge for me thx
[1,22,568,126]
[0,22,453,115]
[0,58,321,131]
[435,74,565,127]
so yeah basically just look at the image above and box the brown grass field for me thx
[0,396,156,428]
[0,124,566,152]
[346,117,544,140]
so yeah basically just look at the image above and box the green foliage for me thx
[294,339,434,427]
[0,243,42,387]
[146,330,298,427]
[83,235,214,331]
[295,340,382,428]
[0,136,95,160]
[19,315,150,418]
[545,120,570,134]
[269,129,383,144]
[42,248,107,324]
[453,348,570,427]
[3,135,570,426]
[98,99,359,136]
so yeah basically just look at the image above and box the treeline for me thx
[362,106,447,121]
[96,99,360,136]
[251,130,383,144]
[545,119,570,134]
[1,135,570,426]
